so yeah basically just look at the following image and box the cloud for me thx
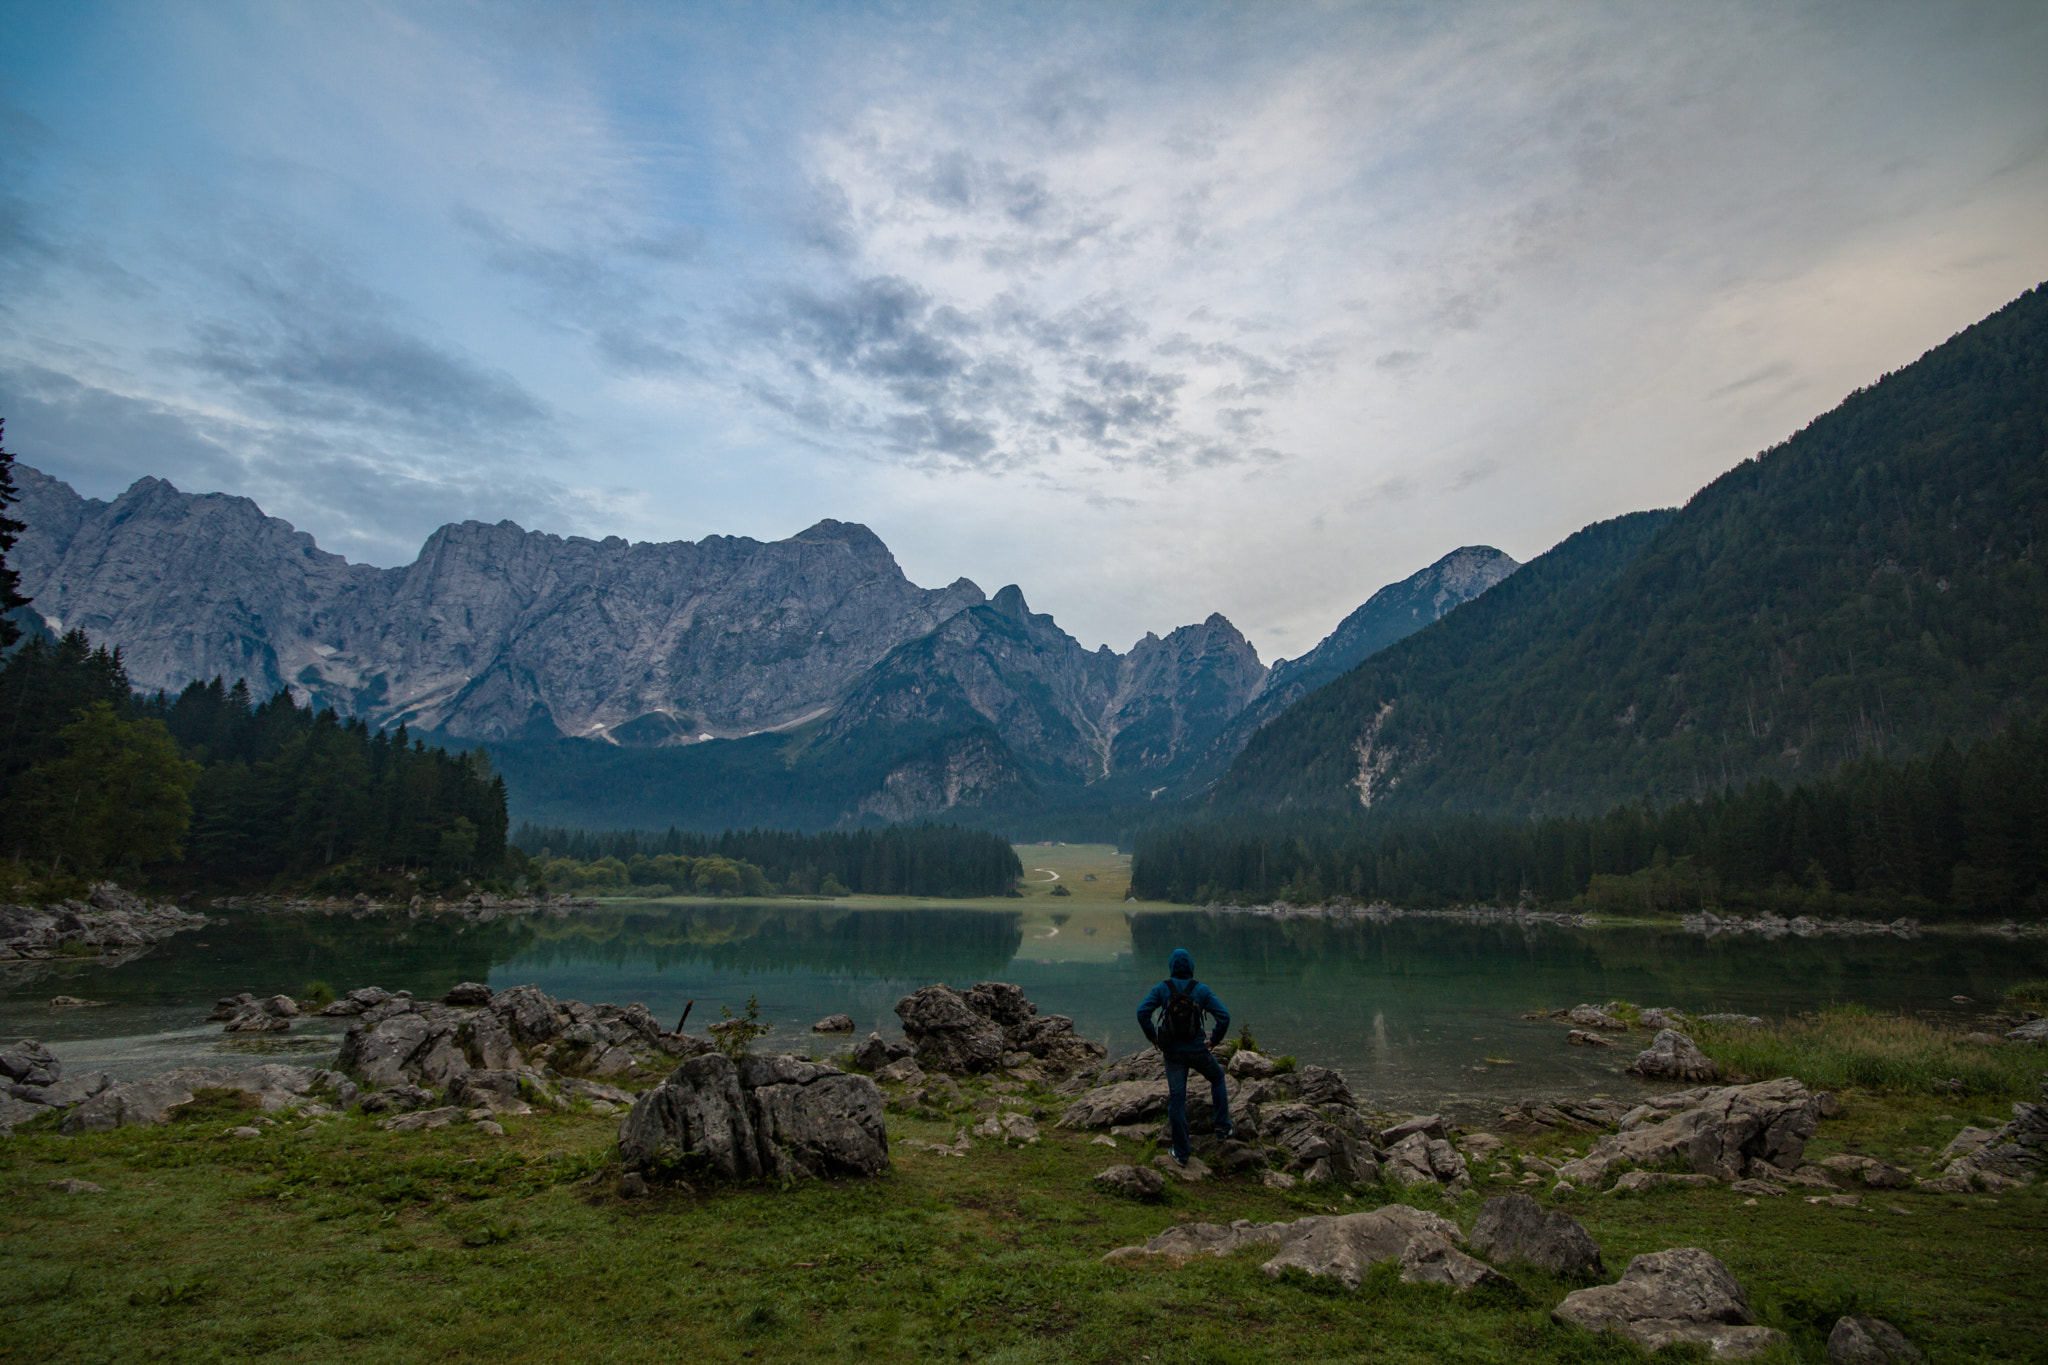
[169,244,546,438]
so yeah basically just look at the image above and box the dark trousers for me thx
[1164,1048,1230,1160]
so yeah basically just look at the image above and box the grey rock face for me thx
[1469,1193,1605,1278]
[1556,1078,1822,1187]
[811,1014,854,1033]
[1627,1029,1720,1082]
[13,465,985,741]
[618,1052,888,1184]
[851,1033,914,1072]
[1826,1314,1926,1365]
[1553,1247,1788,1360]
[824,587,1269,800]
[1187,546,1519,786]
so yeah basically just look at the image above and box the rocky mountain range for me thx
[9,464,1514,827]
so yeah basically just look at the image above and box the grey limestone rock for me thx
[442,982,493,1006]
[1611,1171,1718,1193]
[619,1052,888,1185]
[1469,1192,1605,1277]
[357,1084,437,1114]
[1553,1247,1788,1360]
[1568,1029,1614,1047]
[1627,1029,1721,1082]
[1092,1164,1167,1199]
[895,982,1105,1078]
[1556,1077,1821,1187]
[1257,1206,1476,1291]
[851,1032,913,1072]
[1103,1218,1292,1264]
[1496,1097,1631,1135]
[1225,1049,1276,1079]
[811,1014,855,1033]
[1567,1005,1628,1030]
[0,1040,59,1087]
[1826,1314,1926,1365]
[60,1064,332,1134]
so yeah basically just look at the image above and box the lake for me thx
[9,898,2045,1122]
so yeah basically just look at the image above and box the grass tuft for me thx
[1694,1005,2043,1099]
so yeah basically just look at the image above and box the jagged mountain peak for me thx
[988,583,1031,620]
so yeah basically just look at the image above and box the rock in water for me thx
[1553,1247,1788,1360]
[811,1014,855,1033]
[1469,1192,1605,1277]
[1627,1029,1720,1082]
[618,1052,888,1185]
[1826,1314,1926,1365]
[442,982,493,1006]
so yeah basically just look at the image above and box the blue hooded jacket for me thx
[1137,948,1229,1054]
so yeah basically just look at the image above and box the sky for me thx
[3,1,2045,661]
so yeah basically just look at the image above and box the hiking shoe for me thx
[1213,1125,1235,1141]
[1172,1152,1189,1167]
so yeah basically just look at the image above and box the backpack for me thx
[1160,979,1206,1047]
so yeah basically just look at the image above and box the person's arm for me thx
[1136,982,1166,1045]
[1197,984,1229,1048]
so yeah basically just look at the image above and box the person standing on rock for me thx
[1137,948,1232,1165]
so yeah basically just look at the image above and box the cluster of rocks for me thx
[1100,1188,1919,1360]
[886,982,1108,1079]
[1,1034,350,1137]
[333,982,712,1091]
[1681,911,1921,939]
[212,992,301,1033]
[1549,1077,1829,1188]
[0,883,206,961]
[1057,1044,1458,1191]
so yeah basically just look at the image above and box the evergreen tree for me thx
[0,420,28,649]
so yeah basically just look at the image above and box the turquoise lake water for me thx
[7,903,2044,1121]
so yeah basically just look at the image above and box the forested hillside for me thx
[1137,716,2048,918]
[1218,282,2048,817]
[0,631,508,893]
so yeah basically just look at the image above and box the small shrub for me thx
[1271,1055,1298,1074]
[1237,1025,1261,1054]
[300,981,336,1009]
[712,995,771,1060]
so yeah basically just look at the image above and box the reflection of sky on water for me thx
[7,905,2045,1120]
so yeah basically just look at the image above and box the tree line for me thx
[1133,715,2048,919]
[0,631,509,894]
[512,822,1023,899]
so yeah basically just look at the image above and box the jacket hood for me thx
[1168,948,1194,979]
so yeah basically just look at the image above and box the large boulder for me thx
[619,1052,888,1185]
[895,985,1009,1073]
[893,982,1106,1077]
[1469,1193,1604,1278]
[1554,1247,1788,1360]
[1496,1097,1632,1135]
[1556,1078,1822,1187]
[1627,1029,1720,1083]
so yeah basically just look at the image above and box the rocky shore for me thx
[0,883,206,963]
[209,891,598,922]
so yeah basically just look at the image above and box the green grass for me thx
[2006,981,2048,1006]
[1692,1005,2046,1100]
[4,1070,2045,1363]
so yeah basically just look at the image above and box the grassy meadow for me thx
[7,1016,2046,1365]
